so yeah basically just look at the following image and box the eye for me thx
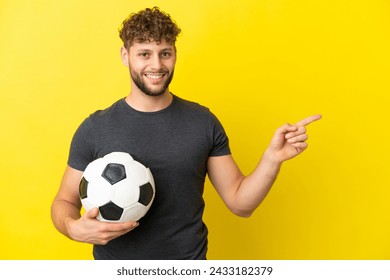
[138,52,150,58]
[160,52,172,58]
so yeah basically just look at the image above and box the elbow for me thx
[230,207,254,218]
[227,199,259,218]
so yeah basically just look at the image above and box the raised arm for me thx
[207,114,322,217]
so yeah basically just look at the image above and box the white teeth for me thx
[145,74,164,79]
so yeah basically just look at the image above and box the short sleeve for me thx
[67,118,96,171]
[208,113,231,157]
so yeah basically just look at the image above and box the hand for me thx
[66,208,139,245]
[266,114,322,163]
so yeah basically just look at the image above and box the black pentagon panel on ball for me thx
[79,177,89,199]
[138,182,154,206]
[99,201,124,221]
[102,163,126,185]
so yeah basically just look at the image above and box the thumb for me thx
[278,123,298,134]
[273,123,298,139]
[85,207,99,219]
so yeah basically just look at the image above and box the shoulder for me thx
[174,95,208,110]
[82,98,127,127]
[173,95,213,117]
[89,99,125,119]
[172,95,226,133]
[73,99,126,136]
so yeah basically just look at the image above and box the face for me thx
[122,39,176,97]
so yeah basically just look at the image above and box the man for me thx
[51,7,321,259]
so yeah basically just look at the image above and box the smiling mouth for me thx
[144,73,166,80]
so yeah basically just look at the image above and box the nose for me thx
[150,54,162,70]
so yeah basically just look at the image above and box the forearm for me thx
[233,149,282,217]
[209,115,321,218]
[51,198,81,239]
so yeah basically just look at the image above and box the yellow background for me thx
[1,0,389,259]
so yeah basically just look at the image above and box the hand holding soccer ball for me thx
[65,207,139,245]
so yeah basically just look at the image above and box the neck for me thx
[125,89,173,112]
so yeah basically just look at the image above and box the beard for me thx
[130,69,174,97]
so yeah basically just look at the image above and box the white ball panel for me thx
[125,161,149,185]
[103,152,133,164]
[81,198,95,211]
[83,158,106,180]
[111,179,140,208]
[86,179,112,206]
[121,203,148,222]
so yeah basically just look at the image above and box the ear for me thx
[120,46,129,66]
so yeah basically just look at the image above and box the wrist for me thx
[64,217,77,240]
[263,148,284,167]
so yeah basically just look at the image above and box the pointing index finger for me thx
[295,114,322,127]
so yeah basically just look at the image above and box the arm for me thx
[51,165,139,245]
[207,114,322,217]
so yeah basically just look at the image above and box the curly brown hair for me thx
[119,7,181,49]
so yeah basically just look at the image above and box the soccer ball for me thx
[79,152,155,222]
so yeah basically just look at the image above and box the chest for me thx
[94,114,213,177]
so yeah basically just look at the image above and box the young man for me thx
[51,7,321,259]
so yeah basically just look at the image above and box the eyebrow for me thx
[136,48,174,53]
